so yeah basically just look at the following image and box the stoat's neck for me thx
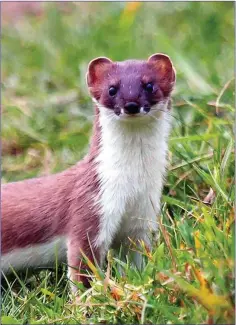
[87,106,101,162]
[87,103,171,168]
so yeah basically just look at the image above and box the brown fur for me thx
[2,108,102,286]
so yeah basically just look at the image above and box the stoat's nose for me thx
[124,102,140,115]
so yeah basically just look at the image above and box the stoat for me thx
[1,53,176,292]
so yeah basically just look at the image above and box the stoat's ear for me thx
[148,53,176,89]
[87,57,113,88]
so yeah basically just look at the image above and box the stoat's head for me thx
[87,53,176,121]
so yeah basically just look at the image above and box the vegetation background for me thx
[1,2,235,324]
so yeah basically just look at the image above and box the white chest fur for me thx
[95,103,171,253]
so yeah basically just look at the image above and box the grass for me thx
[1,2,235,324]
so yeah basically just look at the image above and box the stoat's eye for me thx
[109,86,118,96]
[144,82,154,93]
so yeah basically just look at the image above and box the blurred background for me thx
[2,2,234,185]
